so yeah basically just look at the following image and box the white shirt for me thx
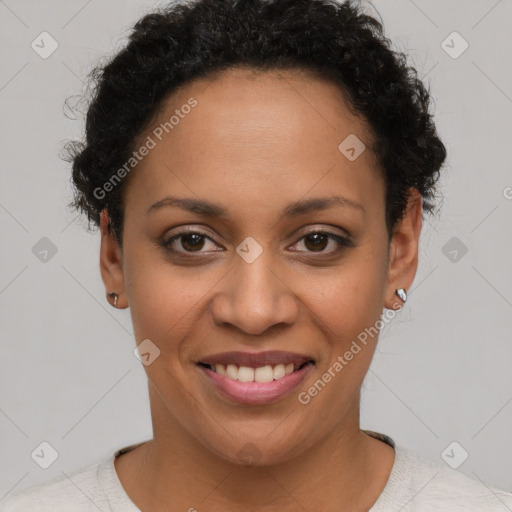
[1,432,511,511]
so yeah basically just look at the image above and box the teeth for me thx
[211,362,307,382]
[216,364,227,376]
[255,365,274,383]
[273,363,286,380]
[238,366,254,382]
[226,364,238,380]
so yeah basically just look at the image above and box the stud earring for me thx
[395,288,407,303]
[108,292,119,308]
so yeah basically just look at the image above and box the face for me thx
[100,67,421,465]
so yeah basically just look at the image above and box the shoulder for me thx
[0,457,110,512]
[1,441,146,512]
[372,443,512,511]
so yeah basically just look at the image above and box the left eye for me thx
[163,229,352,255]
[289,231,352,253]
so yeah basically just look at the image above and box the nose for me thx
[210,250,299,336]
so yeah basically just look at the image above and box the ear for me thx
[384,188,423,310]
[99,209,127,309]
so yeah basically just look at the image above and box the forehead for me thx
[125,67,384,224]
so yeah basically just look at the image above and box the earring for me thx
[395,288,407,303]
[108,292,118,308]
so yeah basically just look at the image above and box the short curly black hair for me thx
[64,0,447,248]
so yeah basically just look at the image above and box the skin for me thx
[99,67,422,512]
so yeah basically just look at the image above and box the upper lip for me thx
[197,350,315,368]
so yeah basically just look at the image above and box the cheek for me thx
[298,265,386,404]
[306,258,386,341]
[122,246,221,353]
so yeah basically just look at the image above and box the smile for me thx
[196,351,315,405]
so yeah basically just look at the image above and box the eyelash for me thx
[162,227,355,257]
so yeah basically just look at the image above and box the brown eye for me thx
[179,233,206,252]
[303,233,329,252]
[290,230,355,254]
[163,230,221,254]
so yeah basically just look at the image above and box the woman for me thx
[2,0,511,510]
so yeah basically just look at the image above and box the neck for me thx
[115,392,394,512]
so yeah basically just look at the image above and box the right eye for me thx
[163,229,224,255]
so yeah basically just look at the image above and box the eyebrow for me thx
[146,195,365,218]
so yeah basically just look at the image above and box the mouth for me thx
[195,351,315,405]
[196,360,314,383]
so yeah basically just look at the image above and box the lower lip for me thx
[197,363,314,405]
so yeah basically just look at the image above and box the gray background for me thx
[1,0,511,500]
